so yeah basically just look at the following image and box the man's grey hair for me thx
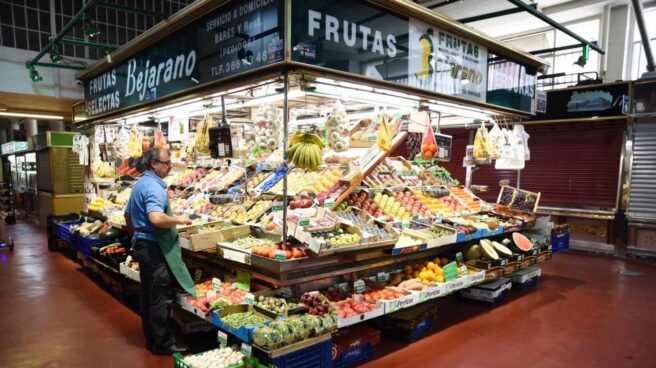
[140,147,168,170]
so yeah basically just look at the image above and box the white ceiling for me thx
[419,0,628,41]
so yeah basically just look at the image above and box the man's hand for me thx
[176,214,193,226]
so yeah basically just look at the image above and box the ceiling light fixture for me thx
[50,42,64,63]
[83,12,100,38]
[0,112,64,120]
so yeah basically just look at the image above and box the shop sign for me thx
[1,141,28,155]
[533,82,629,120]
[487,58,536,113]
[632,80,656,115]
[291,0,487,103]
[84,0,284,118]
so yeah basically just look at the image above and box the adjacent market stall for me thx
[51,0,557,366]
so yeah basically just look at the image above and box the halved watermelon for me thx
[491,241,512,257]
[511,232,533,252]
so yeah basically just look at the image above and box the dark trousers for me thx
[133,238,176,349]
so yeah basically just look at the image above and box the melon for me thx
[511,232,533,252]
[466,244,482,261]
[491,241,512,257]
[479,241,499,261]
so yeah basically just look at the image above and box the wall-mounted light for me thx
[83,12,100,38]
[573,44,590,68]
[28,66,42,82]
[50,42,64,63]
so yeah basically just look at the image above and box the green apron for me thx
[137,203,196,298]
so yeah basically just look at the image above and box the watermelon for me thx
[466,244,482,261]
[99,228,121,241]
[511,232,533,252]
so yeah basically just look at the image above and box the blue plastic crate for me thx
[256,337,333,368]
[407,315,433,343]
[333,344,374,368]
[56,221,82,241]
[69,233,114,258]
[512,276,539,290]
[551,233,569,253]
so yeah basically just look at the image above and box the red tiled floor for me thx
[1,221,655,367]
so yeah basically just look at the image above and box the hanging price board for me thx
[217,331,228,347]
[443,262,458,282]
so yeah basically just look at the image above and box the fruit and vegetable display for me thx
[230,200,272,224]
[310,228,361,248]
[71,220,105,236]
[225,236,275,251]
[253,314,337,349]
[299,292,334,317]
[179,346,244,368]
[403,260,445,283]
[252,242,310,260]
[333,298,380,318]
[222,311,269,329]
[362,288,407,302]
[449,187,485,212]
[255,295,304,315]
[395,234,424,247]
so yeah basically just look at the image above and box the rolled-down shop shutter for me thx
[627,122,656,220]
[440,121,625,209]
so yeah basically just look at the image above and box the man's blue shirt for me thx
[125,170,168,241]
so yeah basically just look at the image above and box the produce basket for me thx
[173,350,243,368]
[211,305,273,344]
[254,334,332,368]
[55,220,82,241]
[69,233,115,258]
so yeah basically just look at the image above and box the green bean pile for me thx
[222,312,268,329]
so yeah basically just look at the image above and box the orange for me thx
[426,262,436,271]
[418,271,430,281]
[440,257,449,266]
[403,266,413,275]
[436,275,445,283]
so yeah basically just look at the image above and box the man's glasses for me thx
[154,159,172,166]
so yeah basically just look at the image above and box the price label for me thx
[193,269,203,283]
[377,272,389,282]
[324,198,335,209]
[272,201,284,212]
[401,221,410,230]
[235,272,251,291]
[299,216,310,227]
[217,331,228,347]
[212,277,221,291]
[245,293,255,305]
[411,214,419,221]
[241,343,252,358]
[354,279,366,293]
[455,252,463,262]
[274,249,286,261]
[124,255,132,264]
[443,262,458,282]
[206,290,217,299]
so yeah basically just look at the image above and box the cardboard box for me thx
[178,220,226,251]
[216,225,280,264]
[119,262,140,282]
[335,299,385,328]
[419,283,447,302]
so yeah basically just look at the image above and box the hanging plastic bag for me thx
[420,122,437,160]
[495,128,524,170]
[377,114,392,152]
[113,126,131,159]
[488,122,504,159]
[515,124,530,160]
[127,126,143,158]
[473,122,490,159]
[512,125,526,163]
[154,124,167,148]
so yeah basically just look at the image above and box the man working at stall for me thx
[124,147,196,355]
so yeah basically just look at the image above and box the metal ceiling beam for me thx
[60,37,118,50]
[458,4,536,23]
[33,62,87,71]
[97,1,167,19]
[529,41,597,55]
[26,0,98,69]
[630,0,655,72]
[506,0,605,54]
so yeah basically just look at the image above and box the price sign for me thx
[354,279,366,293]
[401,221,410,230]
[274,249,286,261]
[193,269,203,283]
[217,331,228,348]
[245,293,255,305]
[455,252,464,262]
[206,290,217,299]
[212,277,222,291]
[241,343,252,358]
[443,262,458,282]
[377,272,389,282]
[280,287,292,299]
[299,216,310,227]
[235,272,251,291]
[272,201,284,212]
[324,198,335,209]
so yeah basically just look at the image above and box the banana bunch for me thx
[127,127,142,157]
[195,115,215,154]
[287,131,324,171]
